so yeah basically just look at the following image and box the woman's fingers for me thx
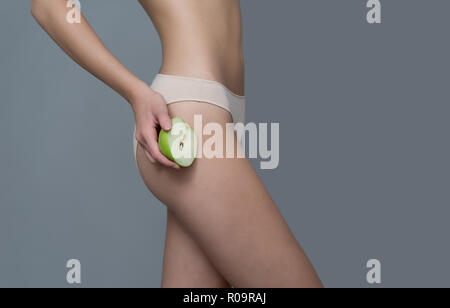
[144,149,156,164]
[135,100,179,169]
[158,112,172,132]
[157,110,172,132]
[146,128,180,169]
[136,137,155,164]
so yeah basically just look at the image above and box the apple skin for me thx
[158,117,197,167]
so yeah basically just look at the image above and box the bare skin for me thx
[31,0,323,287]
[139,102,322,288]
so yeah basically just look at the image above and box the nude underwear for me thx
[133,74,246,161]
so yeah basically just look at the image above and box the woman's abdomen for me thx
[159,43,244,96]
[140,0,245,95]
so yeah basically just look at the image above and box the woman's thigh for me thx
[161,209,230,288]
[136,101,322,288]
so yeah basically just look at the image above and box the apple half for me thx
[158,117,198,167]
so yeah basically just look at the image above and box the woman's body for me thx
[31,0,322,287]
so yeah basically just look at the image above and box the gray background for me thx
[1,0,449,288]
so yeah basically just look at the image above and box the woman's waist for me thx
[159,60,245,96]
[159,40,245,95]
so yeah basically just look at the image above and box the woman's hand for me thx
[131,85,180,169]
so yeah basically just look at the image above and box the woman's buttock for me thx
[133,74,247,206]
[135,101,248,210]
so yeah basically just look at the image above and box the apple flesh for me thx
[158,117,198,167]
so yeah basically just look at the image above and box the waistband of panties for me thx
[150,73,246,124]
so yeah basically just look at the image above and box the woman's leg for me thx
[161,209,230,288]
[137,101,323,288]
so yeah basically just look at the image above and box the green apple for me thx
[158,117,198,167]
